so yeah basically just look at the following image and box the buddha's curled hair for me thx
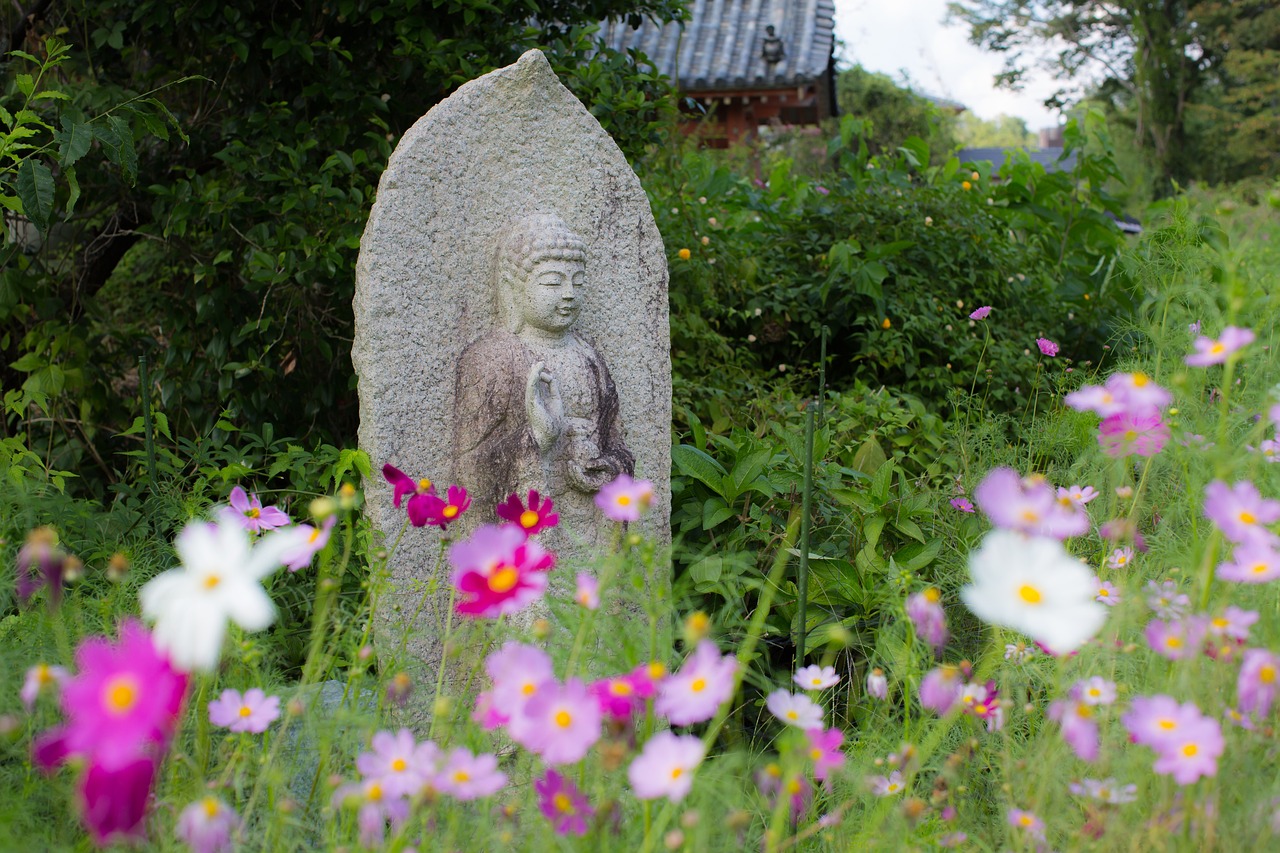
[493,213,587,333]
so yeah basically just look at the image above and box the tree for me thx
[836,66,957,162]
[0,0,685,491]
[954,113,1037,147]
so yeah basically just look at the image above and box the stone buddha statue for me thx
[452,213,634,546]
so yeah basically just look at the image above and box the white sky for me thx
[832,0,1063,131]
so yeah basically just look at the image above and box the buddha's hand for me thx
[525,361,564,453]
[569,457,619,492]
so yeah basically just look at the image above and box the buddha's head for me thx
[493,213,587,335]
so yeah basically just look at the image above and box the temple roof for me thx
[601,0,837,91]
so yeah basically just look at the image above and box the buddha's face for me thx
[520,257,584,333]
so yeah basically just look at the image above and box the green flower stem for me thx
[427,584,458,741]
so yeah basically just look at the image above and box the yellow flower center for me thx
[104,676,139,715]
[1088,688,1101,698]
[811,678,823,686]
[690,678,707,693]
[1211,342,1225,354]
[973,703,988,715]
[1020,509,1039,523]
[417,478,432,492]
[1260,665,1276,683]
[1182,743,1198,757]
[521,682,537,696]
[488,565,519,593]
[247,508,261,519]
[1123,430,1138,441]
[1133,373,1149,386]
[810,748,823,761]
[452,771,469,784]
[785,710,799,720]
[368,783,383,802]
[392,758,407,772]
[1166,636,1182,648]
[670,767,684,780]
[617,495,632,507]
[203,573,222,590]
[1018,584,1043,605]
[443,505,459,519]
[923,588,940,604]
[1212,618,1228,629]
[1098,588,1110,597]
[887,782,901,793]
[36,664,53,685]
[1158,718,1177,731]
[202,797,220,819]
[238,705,252,717]
[554,710,573,728]
[648,662,667,679]
[1116,555,1127,565]
[1239,511,1257,525]
[553,792,574,813]
[1018,815,1034,827]
[1253,562,1269,574]
[785,779,802,795]
[609,681,633,696]
[519,509,539,528]
[308,527,322,543]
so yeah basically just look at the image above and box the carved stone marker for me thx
[352,49,670,705]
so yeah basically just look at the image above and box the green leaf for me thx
[671,444,728,497]
[850,437,887,475]
[93,115,137,183]
[15,159,54,231]
[894,538,943,572]
[863,515,886,549]
[688,555,724,585]
[893,517,926,543]
[63,166,80,216]
[729,448,772,494]
[702,497,735,530]
[15,74,34,98]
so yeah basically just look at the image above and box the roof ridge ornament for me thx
[761,25,785,65]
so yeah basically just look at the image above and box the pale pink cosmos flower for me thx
[356,729,439,797]
[1203,480,1280,546]
[1224,706,1256,730]
[1057,484,1099,506]
[208,688,280,734]
[20,663,68,710]
[227,486,291,533]
[1106,547,1134,570]
[517,678,602,765]
[765,690,824,729]
[574,573,599,609]
[331,778,410,847]
[972,468,1088,538]
[906,589,948,653]
[866,668,888,699]
[959,680,1000,726]
[1238,648,1280,717]
[655,640,738,726]
[1075,677,1117,706]
[595,473,655,522]
[1207,606,1258,643]
[176,796,240,853]
[1048,698,1099,761]
[969,306,992,320]
[1097,410,1169,457]
[1145,580,1189,618]
[628,732,705,802]
[1145,617,1208,661]
[437,748,507,800]
[1123,695,1204,749]
[485,642,554,741]
[919,665,965,715]
[1036,338,1059,357]
[1096,579,1120,606]
[794,664,840,690]
[1069,778,1137,803]
[283,515,337,571]
[869,770,905,796]
[1217,541,1280,582]
[806,727,846,781]
[1008,808,1045,838]
[1186,326,1255,366]
[1151,716,1224,785]
[1258,440,1280,463]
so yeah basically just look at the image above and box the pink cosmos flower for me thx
[766,690,825,729]
[1151,716,1224,785]
[381,464,437,526]
[949,497,975,513]
[1145,617,1208,660]
[1097,410,1169,457]
[959,680,1000,724]
[655,640,738,726]
[1217,541,1280,582]
[1076,677,1117,706]
[536,770,593,836]
[283,515,337,571]
[208,688,280,734]
[806,727,845,781]
[574,573,599,609]
[1096,579,1120,606]
[757,765,811,821]
[1204,480,1280,545]
[1057,484,1099,506]
[1106,547,1134,570]
[969,306,992,320]
[449,524,555,618]
[78,756,158,845]
[517,678,602,765]
[1186,326,1254,366]
[21,663,68,710]
[595,473,655,522]
[418,485,471,529]
[35,620,187,773]
[356,729,439,797]
[869,770,906,796]
[1258,440,1280,462]
[486,642,555,735]
[1069,778,1137,803]
[1145,580,1189,618]
[1123,695,1204,749]
[1099,517,1148,551]
[1066,372,1171,418]
[1238,649,1280,717]
[1036,338,1058,357]
[795,664,840,690]
[15,528,64,607]
[866,668,888,700]
[972,468,1088,538]
[471,691,506,730]
[589,666,656,720]
[628,732,705,802]
[1208,607,1258,643]
[496,490,559,537]
[1048,698,1100,761]
[176,796,240,853]
[1224,707,1255,730]
[332,778,410,847]
[227,486,291,534]
[437,748,507,800]
[1008,809,1045,838]
[919,665,965,715]
[906,589,948,653]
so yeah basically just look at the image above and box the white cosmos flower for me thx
[765,690,825,729]
[961,530,1107,654]
[140,510,308,672]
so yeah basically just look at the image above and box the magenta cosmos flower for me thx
[176,796,241,853]
[628,732,705,802]
[227,486,291,534]
[1186,326,1254,366]
[969,306,991,320]
[1097,410,1169,457]
[496,490,558,537]
[589,666,656,720]
[972,468,1088,538]
[516,678,602,765]
[419,484,471,529]
[283,515,336,571]
[449,524,555,618]
[1238,648,1280,717]
[1035,338,1059,357]
[595,472,655,522]
[35,619,188,773]
[949,497,975,513]
[806,727,846,781]
[381,464,437,527]
[536,770,593,836]
[208,688,280,734]
[78,755,159,846]
[1204,480,1280,546]
[906,589,948,653]
[655,639,738,725]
